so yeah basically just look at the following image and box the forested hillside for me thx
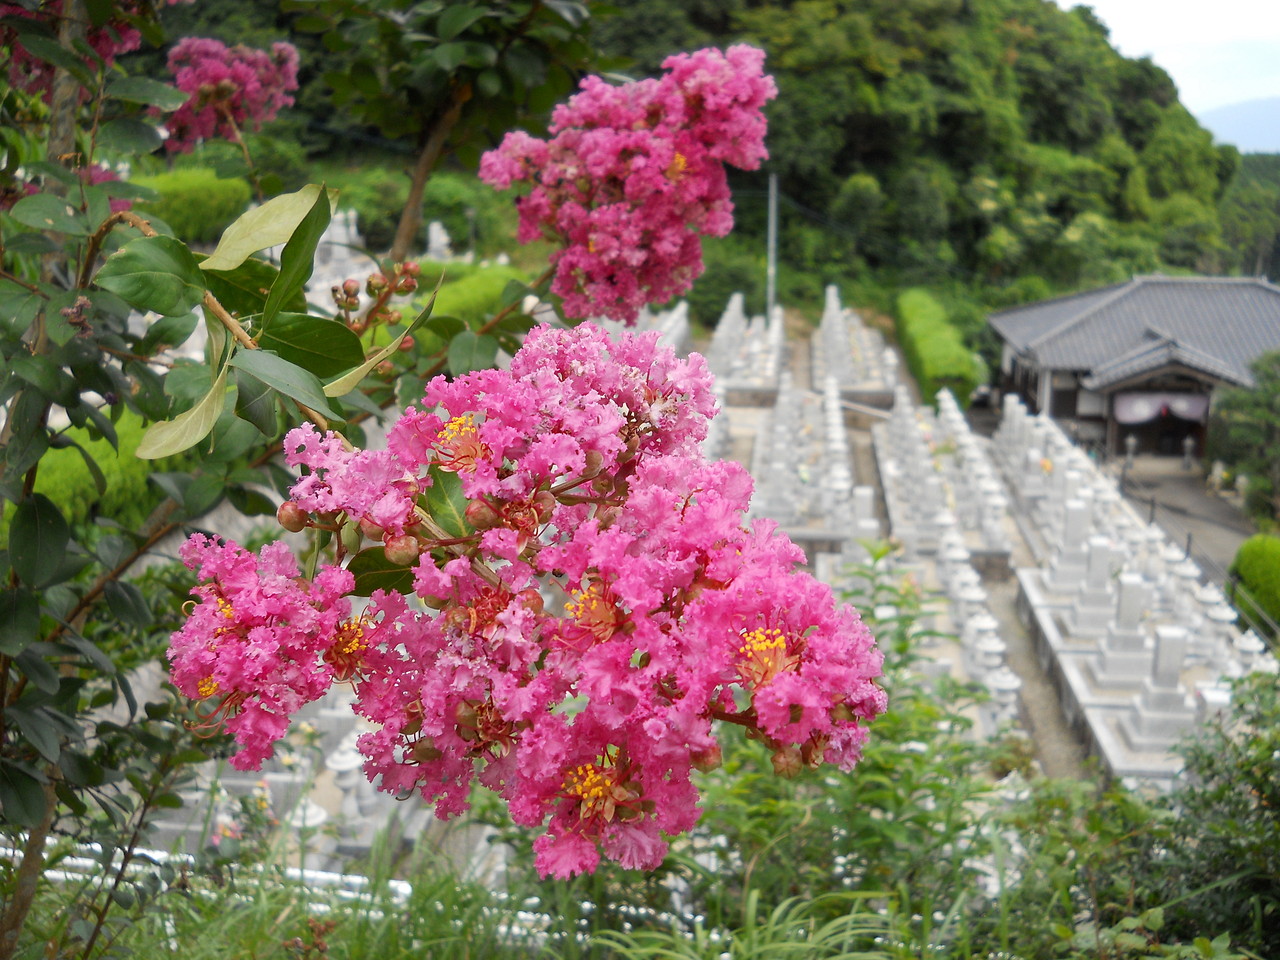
[597,0,1264,293]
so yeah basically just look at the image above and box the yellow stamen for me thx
[737,627,789,687]
[666,152,688,181]
[198,676,220,699]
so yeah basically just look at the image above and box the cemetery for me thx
[5,4,1280,955]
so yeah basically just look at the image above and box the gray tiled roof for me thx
[989,275,1280,385]
[1081,335,1244,389]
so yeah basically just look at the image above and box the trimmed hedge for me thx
[1232,534,1280,632]
[894,287,982,405]
[134,169,251,245]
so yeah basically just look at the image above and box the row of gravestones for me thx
[993,394,1277,788]
[866,386,1023,736]
[699,288,1024,739]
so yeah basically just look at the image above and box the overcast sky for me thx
[1057,0,1280,114]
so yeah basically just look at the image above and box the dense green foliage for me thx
[1213,350,1280,524]
[895,288,982,403]
[133,169,252,245]
[595,0,1235,288]
[1231,534,1280,625]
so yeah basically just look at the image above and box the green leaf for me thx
[0,280,43,336]
[104,581,153,629]
[9,193,91,235]
[2,233,59,257]
[201,184,336,273]
[97,117,163,155]
[15,650,59,694]
[226,485,277,517]
[0,761,48,830]
[136,366,230,459]
[447,330,499,375]
[438,5,488,40]
[545,0,590,27]
[136,312,199,357]
[258,313,364,378]
[6,706,61,764]
[182,474,225,518]
[96,235,207,317]
[11,355,76,405]
[9,494,69,588]
[476,68,502,98]
[15,35,92,86]
[260,187,331,334]
[201,256,301,317]
[229,350,340,420]
[346,547,415,597]
[425,464,473,539]
[106,75,188,111]
[62,438,108,497]
[0,589,39,657]
[234,368,279,436]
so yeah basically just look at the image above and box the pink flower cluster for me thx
[479,46,777,324]
[164,37,299,152]
[171,323,884,878]
[169,537,354,770]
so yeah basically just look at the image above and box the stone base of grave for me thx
[1118,683,1197,753]
[1091,709,1184,790]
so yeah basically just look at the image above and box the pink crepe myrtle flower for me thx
[169,535,354,769]
[164,37,298,152]
[172,320,883,875]
[479,46,777,323]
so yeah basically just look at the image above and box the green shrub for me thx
[133,168,251,245]
[424,264,529,328]
[895,287,982,404]
[1231,533,1280,628]
[0,413,190,541]
[683,237,763,328]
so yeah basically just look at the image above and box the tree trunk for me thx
[388,92,466,263]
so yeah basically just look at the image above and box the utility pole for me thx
[766,171,778,318]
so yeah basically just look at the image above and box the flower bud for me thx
[342,278,360,297]
[366,273,389,295]
[349,319,368,335]
[582,449,605,478]
[359,518,386,541]
[400,260,421,277]
[771,744,803,779]
[516,588,544,616]
[376,360,395,376]
[398,335,415,352]
[691,743,723,772]
[533,490,556,524]
[465,499,500,530]
[396,276,418,294]
[277,501,309,532]
[383,534,421,566]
